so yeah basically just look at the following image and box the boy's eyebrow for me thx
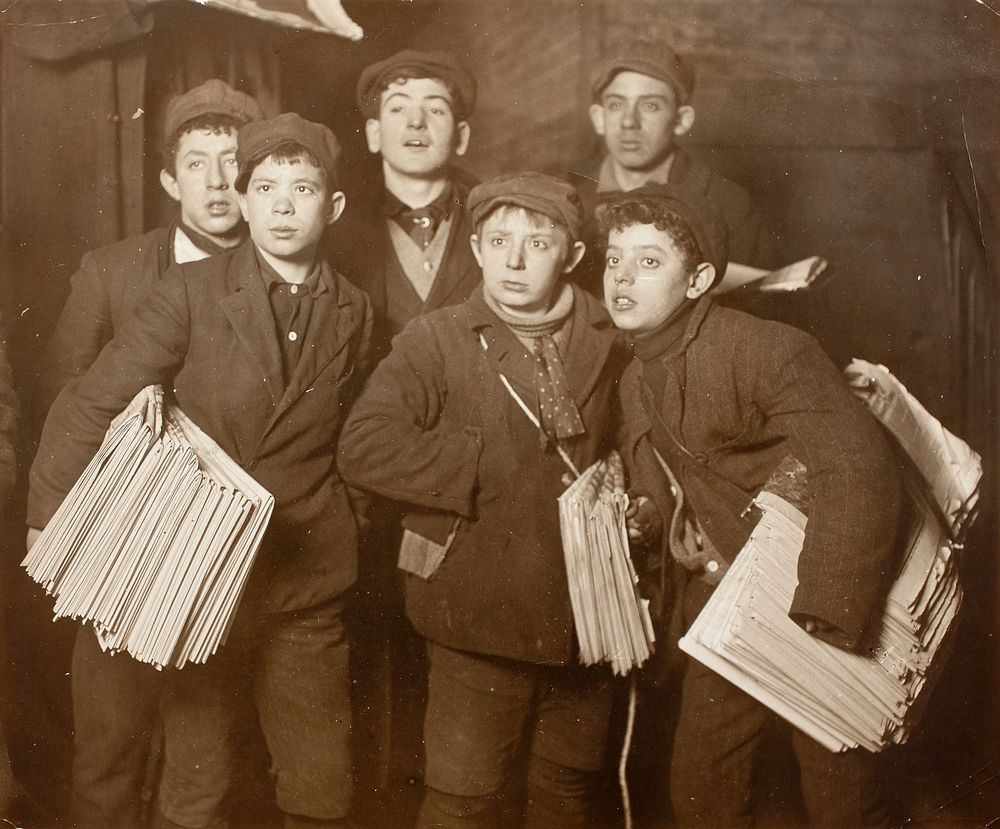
[383,90,453,106]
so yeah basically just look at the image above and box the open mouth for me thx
[206,201,232,215]
[611,296,635,309]
[404,139,428,148]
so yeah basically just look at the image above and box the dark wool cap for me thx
[591,43,695,105]
[235,113,340,193]
[607,183,729,282]
[356,49,477,118]
[164,79,263,139]
[468,172,584,241]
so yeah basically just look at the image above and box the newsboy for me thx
[333,49,481,358]
[604,184,900,827]
[39,78,264,413]
[340,172,627,828]
[570,43,778,293]
[28,113,371,829]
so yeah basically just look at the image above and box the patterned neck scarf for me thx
[485,283,586,446]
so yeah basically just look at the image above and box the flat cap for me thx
[235,113,340,193]
[591,43,695,105]
[468,172,584,241]
[356,49,477,118]
[164,79,263,139]
[605,183,729,283]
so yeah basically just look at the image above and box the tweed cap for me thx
[604,183,729,282]
[468,172,584,241]
[356,49,477,118]
[164,79,263,139]
[591,43,695,105]
[235,113,340,193]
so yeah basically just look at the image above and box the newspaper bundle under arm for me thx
[679,361,981,752]
[22,386,274,670]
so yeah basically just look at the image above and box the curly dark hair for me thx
[599,196,704,272]
[360,67,466,120]
[161,114,244,176]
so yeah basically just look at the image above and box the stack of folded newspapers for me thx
[22,387,274,670]
[679,360,981,753]
[559,451,656,676]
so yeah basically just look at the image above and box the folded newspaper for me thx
[22,387,274,670]
[679,361,980,752]
[559,451,656,676]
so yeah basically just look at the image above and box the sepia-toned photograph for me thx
[1,1,998,827]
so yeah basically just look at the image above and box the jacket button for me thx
[705,560,719,574]
[694,452,709,464]
[561,472,575,487]
[429,490,441,497]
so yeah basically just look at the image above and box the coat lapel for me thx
[218,245,284,408]
[562,287,621,410]
[423,210,479,312]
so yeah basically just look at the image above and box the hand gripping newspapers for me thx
[23,386,274,670]
[679,360,981,752]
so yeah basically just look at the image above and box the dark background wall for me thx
[2,0,999,825]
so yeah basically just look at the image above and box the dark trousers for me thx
[670,580,888,828]
[71,597,353,829]
[417,642,615,829]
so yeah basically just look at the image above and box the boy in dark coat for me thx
[28,114,371,829]
[39,78,264,413]
[339,172,627,829]
[333,49,481,359]
[603,184,901,827]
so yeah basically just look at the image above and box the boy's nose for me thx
[407,107,427,128]
[621,103,640,129]
[506,244,526,270]
[206,159,227,189]
[273,196,293,214]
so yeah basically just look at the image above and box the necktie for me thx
[395,205,443,249]
[532,335,585,446]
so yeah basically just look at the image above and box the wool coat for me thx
[29,241,373,614]
[620,296,901,651]
[338,286,629,665]
[39,225,176,414]
[330,170,481,359]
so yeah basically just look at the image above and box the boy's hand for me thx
[626,495,661,547]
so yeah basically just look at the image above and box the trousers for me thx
[71,597,352,828]
[416,642,615,829]
[670,580,887,828]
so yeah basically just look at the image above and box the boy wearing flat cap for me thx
[335,48,481,358]
[28,76,263,829]
[39,78,264,413]
[570,43,777,293]
[604,184,900,827]
[28,114,371,829]
[340,172,628,828]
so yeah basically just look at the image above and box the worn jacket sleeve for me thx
[39,251,115,415]
[746,325,901,650]
[338,318,481,518]
[27,267,192,529]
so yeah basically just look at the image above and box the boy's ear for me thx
[674,104,696,138]
[454,120,471,158]
[327,191,347,225]
[588,104,607,137]
[237,192,249,223]
[159,169,181,203]
[469,233,485,269]
[686,263,715,299]
[364,119,381,154]
[563,240,587,274]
